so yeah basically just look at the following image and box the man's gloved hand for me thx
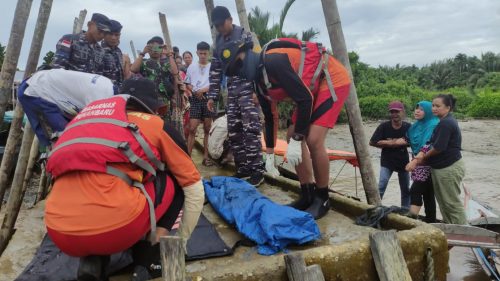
[265,153,280,177]
[286,138,303,167]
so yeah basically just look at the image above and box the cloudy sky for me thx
[1,0,499,69]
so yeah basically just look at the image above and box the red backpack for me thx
[261,38,337,102]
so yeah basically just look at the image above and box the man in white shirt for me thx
[17,68,116,146]
[184,41,216,165]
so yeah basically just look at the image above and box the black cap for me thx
[120,78,165,113]
[91,13,111,32]
[109,19,122,33]
[147,36,164,45]
[211,6,231,27]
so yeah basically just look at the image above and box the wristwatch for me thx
[139,52,145,57]
[291,133,305,141]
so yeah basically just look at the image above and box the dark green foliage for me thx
[42,50,54,66]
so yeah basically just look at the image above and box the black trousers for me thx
[410,177,436,223]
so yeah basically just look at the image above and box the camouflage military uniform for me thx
[51,32,105,74]
[208,25,263,175]
[139,59,174,104]
[102,42,124,87]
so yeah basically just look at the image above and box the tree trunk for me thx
[203,0,217,45]
[320,0,380,205]
[0,0,53,255]
[0,0,33,125]
[234,0,261,50]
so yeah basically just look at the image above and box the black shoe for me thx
[287,183,315,211]
[131,265,153,281]
[77,255,108,281]
[233,171,251,180]
[247,172,264,186]
[305,193,331,220]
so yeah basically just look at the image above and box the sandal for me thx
[202,158,215,167]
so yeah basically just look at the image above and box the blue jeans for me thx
[378,166,410,208]
[17,79,69,147]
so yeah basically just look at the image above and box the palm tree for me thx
[248,0,319,45]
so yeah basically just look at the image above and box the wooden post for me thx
[284,253,325,281]
[23,137,39,194]
[0,0,53,255]
[203,0,217,45]
[75,9,87,34]
[0,0,52,207]
[0,0,33,130]
[72,17,78,34]
[130,40,137,60]
[160,236,186,281]
[234,0,261,50]
[158,13,172,48]
[369,230,412,281]
[35,164,48,203]
[158,12,184,139]
[320,0,380,205]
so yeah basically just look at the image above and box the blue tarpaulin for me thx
[204,176,321,255]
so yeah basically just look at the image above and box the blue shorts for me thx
[17,79,69,147]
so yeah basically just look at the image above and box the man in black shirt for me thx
[370,101,411,208]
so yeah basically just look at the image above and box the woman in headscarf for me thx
[401,101,439,222]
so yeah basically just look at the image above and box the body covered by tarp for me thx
[204,176,321,255]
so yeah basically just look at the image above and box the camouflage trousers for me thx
[227,80,264,175]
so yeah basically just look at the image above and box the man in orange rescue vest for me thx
[220,38,351,219]
[44,78,204,280]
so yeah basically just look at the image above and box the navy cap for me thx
[109,19,122,33]
[211,6,231,27]
[91,13,111,32]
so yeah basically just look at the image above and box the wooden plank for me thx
[431,223,500,249]
[284,253,325,281]
[369,230,411,281]
[160,236,185,281]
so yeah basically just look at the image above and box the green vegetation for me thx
[353,51,500,119]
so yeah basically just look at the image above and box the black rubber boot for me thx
[77,255,109,281]
[304,187,331,220]
[287,183,315,211]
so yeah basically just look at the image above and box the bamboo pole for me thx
[35,163,48,203]
[158,12,184,139]
[130,40,137,60]
[320,0,380,205]
[160,236,186,281]
[0,0,33,132]
[203,0,217,45]
[0,0,53,255]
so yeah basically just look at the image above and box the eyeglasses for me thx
[389,110,401,114]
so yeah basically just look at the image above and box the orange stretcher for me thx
[261,137,359,167]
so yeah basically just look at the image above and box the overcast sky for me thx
[1,0,499,70]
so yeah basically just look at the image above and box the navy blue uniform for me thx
[51,33,105,75]
[208,25,263,175]
[102,42,124,87]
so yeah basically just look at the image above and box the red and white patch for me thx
[59,39,71,48]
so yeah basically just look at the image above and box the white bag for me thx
[208,115,228,160]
